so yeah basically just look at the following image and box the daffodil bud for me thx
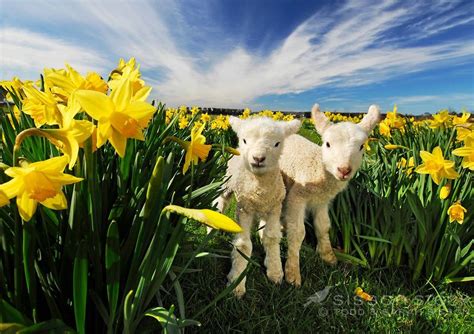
[142,156,164,218]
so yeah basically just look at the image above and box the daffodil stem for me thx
[13,128,64,166]
[13,211,21,308]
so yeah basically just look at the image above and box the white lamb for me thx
[280,103,381,286]
[218,116,301,297]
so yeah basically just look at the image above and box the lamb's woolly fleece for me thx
[280,103,381,287]
[280,134,347,203]
[224,155,286,215]
[221,116,301,297]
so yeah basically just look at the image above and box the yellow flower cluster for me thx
[324,111,363,123]
[239,108,295,121]
[210,115,230,131]
[378,105,406,137]
[0,58,157,221]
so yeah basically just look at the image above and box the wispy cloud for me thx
[0,27,108,79]
[1,0,473,109]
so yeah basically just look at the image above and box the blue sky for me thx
[1,0,473,114]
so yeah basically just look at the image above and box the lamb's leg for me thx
[227,209,253,298]
[261,205,283,284]
[284,190,306,286]
[207,190,233,233]
[314,203,337,265]
[215,189,232,213]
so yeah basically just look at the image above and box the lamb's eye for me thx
[275,142,280,147]
[243,139,247,144]
[360,144,364,151]
[326,142,330,148]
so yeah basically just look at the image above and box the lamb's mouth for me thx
[337,173,351,181]
[250,163,266,169]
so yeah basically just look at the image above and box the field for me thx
[0,59,472,333]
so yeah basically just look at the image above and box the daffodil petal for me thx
[0,178,23,198]
[419,151,434,162]
[452,147,472,157]
[163,205,242,233]
[75,90,114,120]
[415,165,430,174]
[133,86,152,102]
[110,78,132,112]
[126,101,156,127]
[17,192,38,222]
[97,121,113,148]
[41,191,68,210]
[47,172,83,185]
[30,156,69,173]
[0,190,10,206]
[432,146,443,159]
[109,129,128,157]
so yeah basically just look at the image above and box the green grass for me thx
[164,126,474,333]
[167,200,474,333]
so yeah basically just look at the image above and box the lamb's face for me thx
[321,123,368,181]
[229,117,301,175]
[312,104,381,181]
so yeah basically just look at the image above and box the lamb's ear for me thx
[282,119,301,136]
[311,103,331,134]
[359,105,381,133]
[229,116,242,132]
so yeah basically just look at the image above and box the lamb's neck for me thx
[245,167,280,184]
[322,168,349,193]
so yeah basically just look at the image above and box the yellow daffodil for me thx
[415,146,459,185]
[0,77,28,101]
[384,144,406,150]
[22,84,62,127]
[178,116,189,129]
[45,64,108,102]
[447,202,467,224]
[0,189,9,207]
[0,156,83,221]
[283,114,295,121]
[429,110,452,129]
[452,136,474,170]
[273,111,284,121]
[182,123,212,174]
[379,121,391,137]
[190,106,200,115]
[452,112,471,126]
[163,204,242,232]
[384,105,406,130]
[224,146,240,155]
[240,108,251,119]
[456,126,472,142]
[74,78,156,157]
[109,57,145,94]
[397,157,415,175]
[439,182,451,200]
[364,140,371,152]
[200,113,210,123]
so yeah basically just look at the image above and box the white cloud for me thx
[0,27,108,79]
[1,0,473,109]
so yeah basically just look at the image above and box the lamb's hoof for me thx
[233,283,246,298]
[267,268,284,285]
[285,266,301,287]
[320,250,338,266]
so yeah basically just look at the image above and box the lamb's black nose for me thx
[253,156,266,163]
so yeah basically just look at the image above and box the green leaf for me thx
[105,221,120,326]
[17,319,74,333]
[0,299,32,325]
[145,306,179,334]
[73,242,88,334]
[356,235,392,244]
